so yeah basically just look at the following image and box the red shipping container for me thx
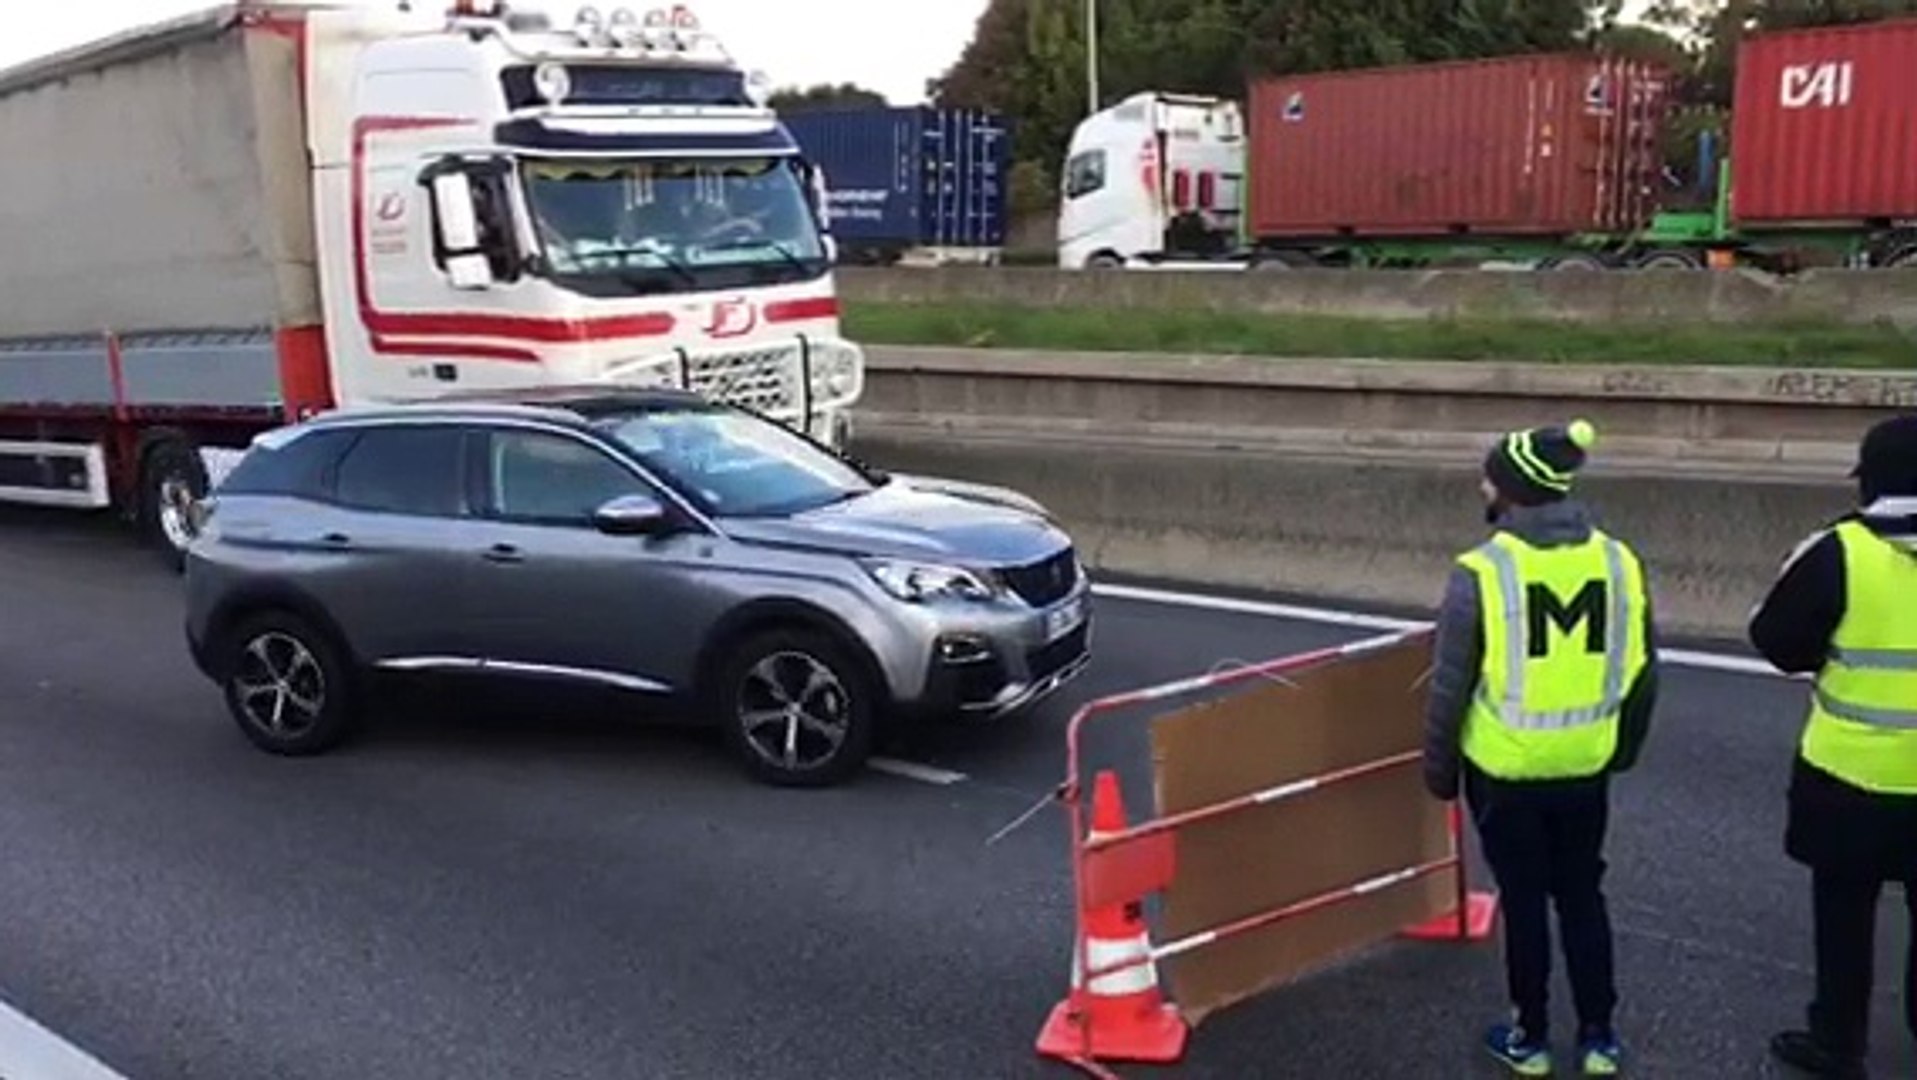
[1731,19,1917,224]
[1247,54,1671,239]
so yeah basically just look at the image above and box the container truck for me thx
[0,0,867,568]
[779,106,1010,265]
[1060,20,1917,272]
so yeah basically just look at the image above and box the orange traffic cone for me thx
[1402,803,1500,942]
[1036,771,1189,1066]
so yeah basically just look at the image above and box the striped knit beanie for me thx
[1484,420,1597,506]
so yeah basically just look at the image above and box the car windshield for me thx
[594,406,874,517]
[521,156,827,294]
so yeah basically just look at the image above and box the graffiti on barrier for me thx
[1764,372,1917,409]
[1600,370,1670,396]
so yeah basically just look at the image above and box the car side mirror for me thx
[592,493,670,536]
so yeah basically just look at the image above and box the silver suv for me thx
[181,390,1091,786]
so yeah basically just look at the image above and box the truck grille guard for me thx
[595,335,864,433]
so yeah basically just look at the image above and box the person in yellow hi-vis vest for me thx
[1423,419,1661,1078]
[1750,414,1917,1080]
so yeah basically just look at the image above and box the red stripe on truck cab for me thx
[764,297,838,323]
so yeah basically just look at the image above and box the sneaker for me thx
[1768,1030,1867,1078]
[1577,1031,1622,1075]
[1485,1022,1553,1076]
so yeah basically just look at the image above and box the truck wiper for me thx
[546,247,699,287]
[702,238,812,274]
[613,258,697,291]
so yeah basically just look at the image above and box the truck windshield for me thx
[521,156,827,294]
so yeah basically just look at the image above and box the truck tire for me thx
[1634,249,1703,271]
[138,436,208,573]
[1085,252,1124,270]
[1541,253,1611,271]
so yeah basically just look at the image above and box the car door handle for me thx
[483,543,524,564]
[320,532,352,548]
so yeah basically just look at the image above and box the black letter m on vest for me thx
[1524,580,1607,658]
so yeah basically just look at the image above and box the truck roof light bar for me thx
[565,5,708,52]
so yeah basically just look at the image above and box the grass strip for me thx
[843,301,1916,369]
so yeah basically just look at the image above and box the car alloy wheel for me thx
[233,632,328,740]
[740,650,852,767]
[220,612,359,756]
[718,630,876,787]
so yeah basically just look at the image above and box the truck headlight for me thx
[862,559,1000,603]
[808,341,864,402]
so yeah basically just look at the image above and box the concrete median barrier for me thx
[849,347,1896,641]
[838,265,1917,328]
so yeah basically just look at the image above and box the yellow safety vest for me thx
[1802,521,1917,796]
[1457,529,1650,781]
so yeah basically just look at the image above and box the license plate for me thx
[1044,596,1086,642]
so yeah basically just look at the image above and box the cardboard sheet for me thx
[1149,634,1451,1024]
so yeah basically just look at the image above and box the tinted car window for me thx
[487,429,644,524]
[217,428,356,499]
[332,426,466,517]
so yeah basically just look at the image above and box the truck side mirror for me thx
[428,171,496,291]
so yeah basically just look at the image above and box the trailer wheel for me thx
[1251,250,1320,271]
[1085,252,1124,270]
[139,436,208,574]
[1634,249,1704,271]
[1541,253,1611,271]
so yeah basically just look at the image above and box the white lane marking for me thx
[868,757,968,785]
[0,996,129,1080]
[1091,583,1788,680]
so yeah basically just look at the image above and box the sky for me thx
[0,1,994,104]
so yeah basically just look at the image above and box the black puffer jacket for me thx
[1749,497,1917,881]
[1421,499,1662,800]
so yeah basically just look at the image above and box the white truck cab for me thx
[1056,91,1245,270]
[321,1,862,442]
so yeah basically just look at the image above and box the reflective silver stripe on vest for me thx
[1829,646,1917,671]
[1814,688,1917,729]
[1474,537,1632,731]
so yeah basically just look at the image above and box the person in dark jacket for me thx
[1751,413,1917,1079]
[1424,419,1660,1077]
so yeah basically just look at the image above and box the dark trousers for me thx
[1465,765,1617,1042]
[1807,868,1917,1057]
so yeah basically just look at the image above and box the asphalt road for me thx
[0,507,1911,1079]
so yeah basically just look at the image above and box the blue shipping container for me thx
[779,107,1010,256]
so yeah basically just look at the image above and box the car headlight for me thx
[862,559,1000,603]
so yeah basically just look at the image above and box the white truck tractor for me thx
[0,0,865,566]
